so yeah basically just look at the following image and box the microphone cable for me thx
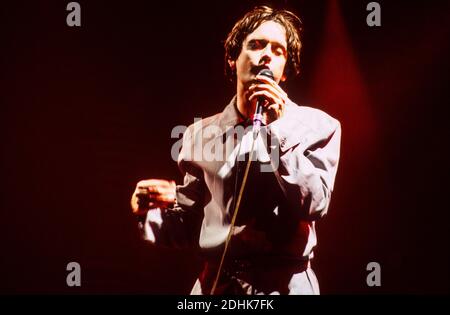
[210,128,260,295]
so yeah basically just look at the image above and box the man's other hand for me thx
[131,179,176,215]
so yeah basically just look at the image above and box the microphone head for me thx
[258,68,274,80]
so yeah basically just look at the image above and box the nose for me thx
[259,44,273,65]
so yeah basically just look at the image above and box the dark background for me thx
[1,0,449,294]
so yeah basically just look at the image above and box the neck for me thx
[236,80,253,119]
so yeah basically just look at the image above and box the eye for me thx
[248,40,264,50]
[274,48,283,56]
[273,45,286,57]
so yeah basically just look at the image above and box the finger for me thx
[267,104,282,112]
[156,197,176,205]
[136,187,149,195]
[249,90,283,107]
[152,186,176,196]
[255,75,288,98]
[136,186,158,195]
[249,84,286,102]
[148,191,175,200]
[153,192,176,202]
[136,192,151,200]
[138,185,172,196]
[137,192,172,208]
[137,183,175,200]
[252,82,287,103]
[148,198,174,209]
[141,186,175,202]
[147,192,175,201]
[137,179,173,189]
[267,104,283,118]
[249,90,274,102]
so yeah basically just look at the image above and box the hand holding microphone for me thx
[248,68,288,131]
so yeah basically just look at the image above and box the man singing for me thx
[130,6,341,295]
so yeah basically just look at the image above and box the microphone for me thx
[252,69,274,134]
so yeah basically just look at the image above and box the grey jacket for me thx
[141,95,341,263]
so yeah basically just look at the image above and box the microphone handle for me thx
[253,97,264,131]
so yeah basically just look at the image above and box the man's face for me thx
[232,20,288,88]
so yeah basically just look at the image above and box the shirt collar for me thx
[217,95,253,130]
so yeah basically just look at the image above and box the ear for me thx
[228,59,236,70]
[280,73,287,82]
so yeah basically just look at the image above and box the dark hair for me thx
[224,5,303,80]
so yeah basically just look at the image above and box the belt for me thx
[199,256,311,294]
[203,255,310,279]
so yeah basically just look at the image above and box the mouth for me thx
[251,64,270,76]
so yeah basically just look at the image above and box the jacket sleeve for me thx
[138,124,205,249]
[267,107,341,221]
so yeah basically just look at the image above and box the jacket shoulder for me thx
[182,112,222,145]
[288,102,341,135]
[185,113,220,133]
